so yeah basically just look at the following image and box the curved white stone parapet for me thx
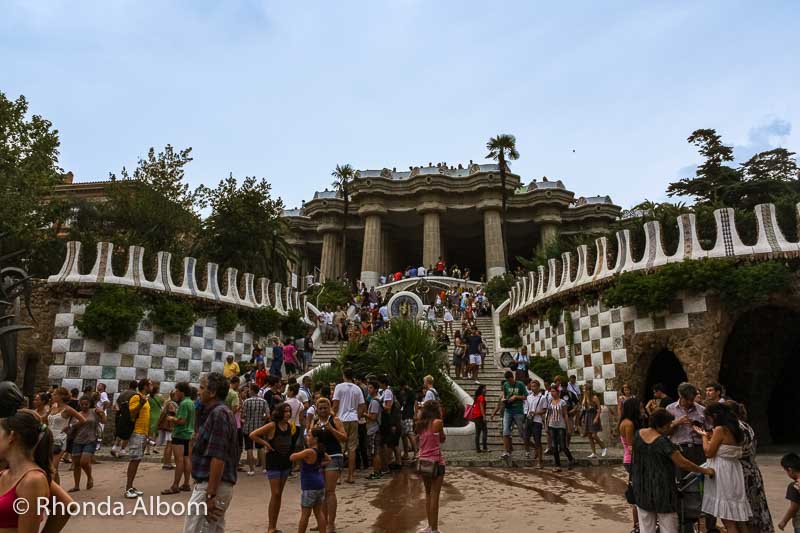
[573,244,590,287]
[753,203,798,254]
[546,258,559,293]
[242,273,257,307]
[526,271,537,305]
[631,221,668,271]
[197,263,221,301]
[670,214,706,262]
[274,283,285,314]
[534,265,546,302]
[149,251,173,292]
[257,278,271,307]
[592,237,611,281]
[286,287,294,312]
[220,267,241,306]
[614,230,633,273]
[81,241,112,284]
[49,241,82,284]
[709,208,752,258]
[559,252,574,291]
[175,256,198,297]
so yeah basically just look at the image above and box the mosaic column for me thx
[483,208,507,279]
[360,214,382,288]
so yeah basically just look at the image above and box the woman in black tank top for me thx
[311,398,347,532]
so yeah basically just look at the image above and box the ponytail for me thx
[1,409,53,484]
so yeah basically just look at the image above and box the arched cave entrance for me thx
[719,306,800,444]
[643,350,687,402]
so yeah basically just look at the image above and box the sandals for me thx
[161,487,181,495]
[179,484,191,492]
[87,477,93,490]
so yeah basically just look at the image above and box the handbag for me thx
[463,404,475,420]
[624,480,636,504]
[417,459,438,476]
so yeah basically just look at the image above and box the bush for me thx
[216,308,239,335]
[545,304,563,328]
[485,273,515,307]
[305,281,352,310]
[280,309,307,340]
[245,306,282,338]
[529,355,564,386]
[76,286,144,348]
[500,334,522,348]
[148,297,196,335]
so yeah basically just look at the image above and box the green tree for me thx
[734,148,800,208]
[195,175,292,281]
[0,92,67,275]
[331,164,354,278]
[486,134,520,272]
[666,129,741,206]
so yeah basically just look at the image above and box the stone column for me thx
[539,222,559,254]
[380,229,392,279]
[418,202,445,272]
[358,205,386,289]
[483,208,507,279]
[319,231,341,282]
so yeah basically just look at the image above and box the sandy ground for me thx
[56,454,794,532]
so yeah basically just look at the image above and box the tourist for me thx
[183,372,238,533]
[580,388,608,458]
[125,378,152,498]
[545,382,574,472]
[365,381,383,480]
[32,391,50,421]
[617,383,634,416]
[303,330,315,373]
[291,428,330,533]
[162,382,194,493]
[378,375,402,470]
[332,367,365,484]
[494,370,526,460]
[778,452,800,532]
[422,375,440,403]
[334,306,347,340]
[632,408,715,533]
[704,382,726,405]
[262,375,285,411]
[416,399,446,533]
[250,402,297,533]
[647,383,672,414]
[665,382,716,532]
[512,346,529,383]
[286,383,305,437]
[727,401,773,531]
[157,390,177,470]
[524,379,547,466]
[694,402,752,531]
[311,397,346,531]
[95,383,110,452]
[397,380,418,461]
[442,305,454,335]
[436,256,445,276]
[48,387,85,484]
[270,336,284,378]
[255,360,268,389]
[283,338,299,378]
[241,383,268,476]
[619,396,642,532]
[0,409,72,532]
[465,328,483,380]
[472,384,488,453]
[451,330,465,379]
[224,354,240,379]
[111,381,138,458]
[68,395,105,492]
[146,381,163,455]
[225,377,242,459]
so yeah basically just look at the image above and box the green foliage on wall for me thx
[216,308,240,335]
[244,306,283,338]
[76,286,144,348]
[529,355,565,386]
[280,309,308,340]
[603,258,792,314]
[486,273,515,308]
[148,297,196,334]
[545,304,563,328]
[305,281,353,310]
[499,315,522,348]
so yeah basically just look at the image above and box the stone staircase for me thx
[310,338,342,368]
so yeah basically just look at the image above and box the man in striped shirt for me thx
[241,383,269,476]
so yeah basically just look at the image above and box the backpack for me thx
[116,393,141,440]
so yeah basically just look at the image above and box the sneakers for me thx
[601,448,608,457]
[247,470,255,477]
[587,453,598,459]
[500,452,509,459]
[124,488,143,499]
[110,447,118,457]
[367,472,382,480]
[161,464,175,470]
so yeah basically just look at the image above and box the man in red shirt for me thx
[435,257,445,276]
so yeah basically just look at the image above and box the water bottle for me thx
[197,497,227,533]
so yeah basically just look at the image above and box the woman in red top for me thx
[255,360,268,389]
[472,384,488,453]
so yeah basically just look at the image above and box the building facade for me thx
[284,161,620,288]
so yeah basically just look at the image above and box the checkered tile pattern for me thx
[521,293,707,407]
[49,300,259,394]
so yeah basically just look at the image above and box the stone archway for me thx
[643,349,687,402]
[719,306,800,444]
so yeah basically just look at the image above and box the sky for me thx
[3,1,799,211]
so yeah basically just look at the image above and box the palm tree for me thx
[486,134,520,274]
[331,164,355,279]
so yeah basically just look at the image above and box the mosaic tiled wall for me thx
[48,300,260,394]
[520,292,708,407]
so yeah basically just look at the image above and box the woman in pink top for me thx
[282,339,298,377]
[416,400,446,533]
[619,397,643,533]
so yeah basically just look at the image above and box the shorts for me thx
[325,455,343,472]
[367,431,381,457]
[285,363,296,374]
[301,489,325,508]
[469,354,482,365]
[157,429,173,446]
[171,437,190,456]
[525,419,543,447]
[502,412,526,438]
[381,427,400,448]
[127,433,146,461]
[401,419,414,436]
[72,442,96,455]
[342,421,359,454]
[266,469,291,480]
[304,351,313,365]
[243,434,263,451]
[52,437,66,454]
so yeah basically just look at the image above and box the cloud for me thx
[736,117,792,159]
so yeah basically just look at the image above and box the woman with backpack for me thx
[471,384,488,453]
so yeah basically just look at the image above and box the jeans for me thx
[548,426,573,468]
[473,416,487,451]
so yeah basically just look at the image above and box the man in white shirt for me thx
[379,304,389,322]
[332,368,366,483]
[417,265,426,277]
[524,380,547,466]
[95,383,110,452]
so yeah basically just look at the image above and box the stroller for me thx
[677,472,704,533]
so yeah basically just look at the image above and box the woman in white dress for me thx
[693,402,752,532]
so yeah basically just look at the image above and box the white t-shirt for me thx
[333,382,365,422]
[382,387,394,407]
[418,266,426,276]
[524,391,547,424]
[379,306,389,320]
[443,309,453,322]
[423,388,438,402]
[286,397,304,425]
[297,388,310,406]
[366,399,381,435]
[324,312,334,325]
[379,275,387,284]
[96,391,110,411]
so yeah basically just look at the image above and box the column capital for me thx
[357,204,387,217]
[476,198,503,212]
[415,202,446,215]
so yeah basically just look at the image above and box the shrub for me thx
[500,334,522,348]
[305,281,352,310]
[280,309,307,340]
[545,304,563,328]
[245,306,282,338]
[485,273,515,307]
[529,355,564,386]
[76,286,144,348]
[216,308,239,335]
[148,297,196,335]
